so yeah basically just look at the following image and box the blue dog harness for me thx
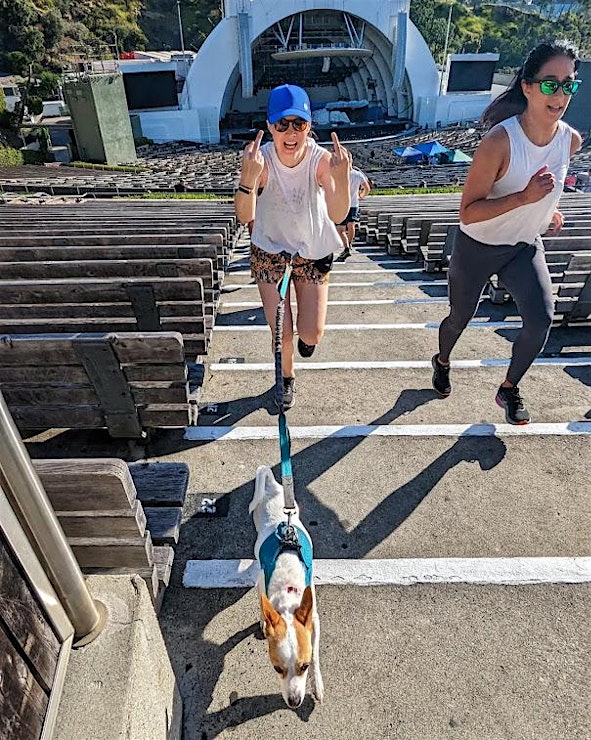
[258,523,313,593]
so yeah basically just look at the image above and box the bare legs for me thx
[257,279,329,378]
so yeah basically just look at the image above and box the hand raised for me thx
[329,131,349,179]
[523,165,555,204]
[240,129,265,185]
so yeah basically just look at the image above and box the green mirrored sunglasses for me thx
[531,78,582,95]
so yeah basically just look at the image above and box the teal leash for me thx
[274,260,295,512]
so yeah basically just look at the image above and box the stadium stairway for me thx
[25,205,591,738]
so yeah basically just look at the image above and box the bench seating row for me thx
[0,201,243,437]
[33,458,190,611]
[358,194,591,325]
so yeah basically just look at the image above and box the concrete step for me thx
[207,321,591,364]
[196,364,591,427]
[158,581,590,739]
[153,433,590,561]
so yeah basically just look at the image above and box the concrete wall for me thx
[63,74,137,164]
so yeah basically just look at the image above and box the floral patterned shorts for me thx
[250,244,333,285]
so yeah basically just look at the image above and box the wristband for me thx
[238,183,254,195]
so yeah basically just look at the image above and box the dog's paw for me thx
[311,672,324,704]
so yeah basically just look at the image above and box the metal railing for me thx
[0,390,106,645]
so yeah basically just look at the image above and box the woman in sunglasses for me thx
[235,84,350,409]
[432,39,582,425]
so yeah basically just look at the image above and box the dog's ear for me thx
[294,586,314,630]
[261,593,282,635]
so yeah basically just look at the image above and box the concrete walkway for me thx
[155,236,590,739]
[26,235,591,739]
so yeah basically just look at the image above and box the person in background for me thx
[337,152,371,257]
[431,39,582,424]
[235,84,350,410]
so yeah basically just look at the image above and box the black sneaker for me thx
[276,376,295,410]
[495,385,530,425]
[431,353,451,397]
[297,338,316,358]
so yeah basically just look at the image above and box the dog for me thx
[249,464,324,708]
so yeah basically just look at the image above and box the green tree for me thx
[27,95,43,115]
[41,8,65,49]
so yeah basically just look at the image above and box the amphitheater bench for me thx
[555,253,591,324]
[0,332,196,439]
[0,257,218,322]
[32,458,190,610]
[0,276,208,358]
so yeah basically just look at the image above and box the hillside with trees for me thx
[0,0,221,78]
[411,0,590,69]
[0,0,589,88]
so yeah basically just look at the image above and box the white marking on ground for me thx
[222,281,446,289]
[184,421,591,441]
[183,557,591,589]
[222,299,456,306]
[209,357,591,371]
[214,321,523,331]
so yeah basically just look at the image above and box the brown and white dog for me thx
[249,465,324,708]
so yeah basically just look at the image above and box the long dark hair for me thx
[481,39,580,128]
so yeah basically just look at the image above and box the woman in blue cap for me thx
[235,83,350,409]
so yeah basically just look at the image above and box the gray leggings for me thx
[439,229,554,386]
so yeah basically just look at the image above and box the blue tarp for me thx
[393,146,424,162]
[413,140,450,156]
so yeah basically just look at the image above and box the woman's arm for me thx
[545,128,583,235]
[570,129,582,156]
[460,127,555,224]
[235,130,266,224]
[317,132,350,224]
[359,176,371,199]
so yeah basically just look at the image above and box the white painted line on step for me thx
[223,299,450,307]
[183,557,591,589]
[222,281,446,289]
[214,321,523,331]
[209,357,591,371]
[184,421,591,441]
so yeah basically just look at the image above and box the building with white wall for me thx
[131,0,496,143]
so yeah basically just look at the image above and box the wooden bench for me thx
[0,242,226,273]
[0,276,209,358]
[0,259,219,340]
[555,253,591,324]
[32,458,189,611]
[0,332,199,438]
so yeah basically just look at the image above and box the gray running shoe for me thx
[276,376,295,410]
[495,385,530,425]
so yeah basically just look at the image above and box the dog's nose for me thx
[288,695,303,709]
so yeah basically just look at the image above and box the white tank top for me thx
[460,116,573,245]
[251,139,343,259]
[349,169,368,208]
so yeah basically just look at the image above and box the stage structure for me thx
[132,0,498,143]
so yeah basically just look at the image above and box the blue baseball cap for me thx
[267,84,312,124]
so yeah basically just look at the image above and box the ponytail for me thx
[480,39,580,129]
[481,69,527,128]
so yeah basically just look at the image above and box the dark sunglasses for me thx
[273,117,309,132]
[530,78,582,96]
